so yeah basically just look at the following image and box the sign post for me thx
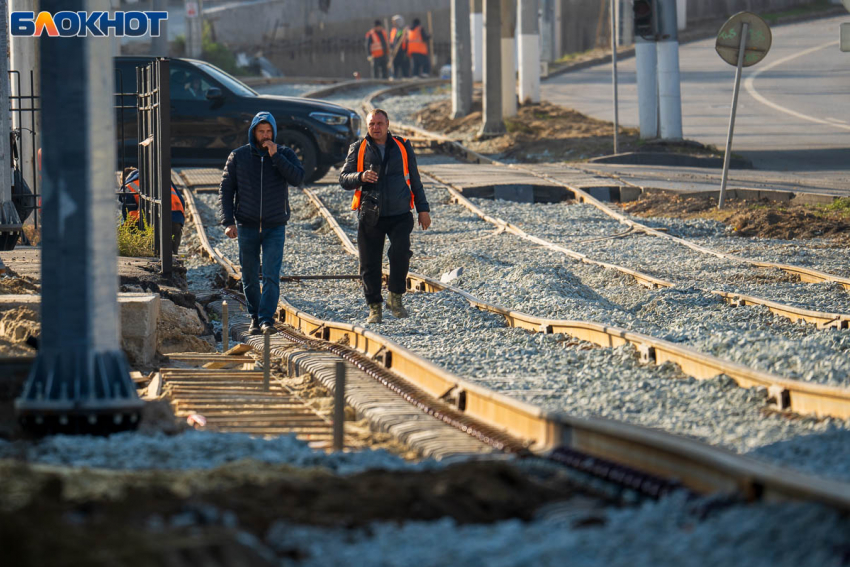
[715,12,771,209]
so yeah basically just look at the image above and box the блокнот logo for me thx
[10,11,168,37]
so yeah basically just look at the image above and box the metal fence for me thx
[115,58,173,275]
[9,69,40,238]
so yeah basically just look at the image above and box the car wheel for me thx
[279,130,316,184]
[308,164,332,183]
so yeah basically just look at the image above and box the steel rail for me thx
[355,85,850,328]
[183,184,850,511]
[302,187,850,420]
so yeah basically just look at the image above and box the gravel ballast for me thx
[189,180,850,482]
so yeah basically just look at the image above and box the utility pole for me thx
[9,0,40,213]
[634,0,658,138]
[452,0,473,118]
[16,0,142,433]
[151,0,169,56]
[500,0,517,117]
[480,0,505,135]
[611,0,620,154]
[186,0,203,58]
[518,0,540,104]
[471,0,484,82]
[0,0,19,232]
[657,0,682,139]
[540,0,554,64]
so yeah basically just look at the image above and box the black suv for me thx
[114,57,361,182]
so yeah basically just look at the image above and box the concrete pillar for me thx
[151,0,169,56]
[540,0,553,62]
[553,0,562,58]
[620,0,634,46]
[480,0,505,135]
[16,0,142,433]
[676,0,686,31]
[9,0,40,213]
[0,0,17,227]
[635,36,658,139]
[518,0,540,104]
[471,0,484,82]
[500,0,517,117]
[452,0,473,118]
[657,0,682,139]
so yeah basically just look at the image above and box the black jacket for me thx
[219,111,304,229]
[339,133,429,218]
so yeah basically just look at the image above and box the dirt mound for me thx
[0,275,40,294]
[0,307,39,356]
[412,99,719,162]
[623,193,850,242]
[0,458,584,565]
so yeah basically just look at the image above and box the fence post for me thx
[263,328,271,392]
[221,300,229,352]
[333,361,346,451]
[157,58,172,275]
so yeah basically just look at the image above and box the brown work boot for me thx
[386,292,409,318]
[366,303,383,324]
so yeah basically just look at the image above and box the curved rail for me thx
[182,184,850,510]
[303,187,850,421]
[357,84,850,327]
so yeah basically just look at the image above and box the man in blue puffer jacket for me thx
[219,111,304,334]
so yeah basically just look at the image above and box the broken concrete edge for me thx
[638,187,842,206]
[228,318,495,460]
[588,151,754,170]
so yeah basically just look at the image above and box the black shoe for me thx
[248,317,262,335]
[260,321,276,334]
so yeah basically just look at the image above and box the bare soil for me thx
[622,193,850,243]
[0,458,588,566]
[0,275,40,294]
[412,99,722,162]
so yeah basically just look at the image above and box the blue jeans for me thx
[237,224,286,325]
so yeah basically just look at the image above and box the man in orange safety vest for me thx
[120,167,187,254]
[339,109,431,324]
[365,20,390,79]
[406,18,430,77]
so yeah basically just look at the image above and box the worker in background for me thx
[119,167,186,254]
[365,20,389,79]
[389,15,409,79]
[406,18,430,77]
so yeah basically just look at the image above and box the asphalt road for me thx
[542,14,849,181]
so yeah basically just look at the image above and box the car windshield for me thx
[196,63,257,97]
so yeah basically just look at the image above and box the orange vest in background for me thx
[351,137,414,212]
[126,179,184,220]
[406,26,428,56]
[390,27,407,52]
[366,28,389,58]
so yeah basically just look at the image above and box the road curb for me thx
[589,151,753,169]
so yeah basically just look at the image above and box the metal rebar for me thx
[333,361,345,451]
[263,328,271,392]
[221,300,229,352]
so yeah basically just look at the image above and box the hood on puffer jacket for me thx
[249,111,277,153]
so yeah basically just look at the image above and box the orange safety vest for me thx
[351,137,414,212]
[406,26,428,56]
[125,179,184,219]
[366,28,389,58]
[390,27,407,52]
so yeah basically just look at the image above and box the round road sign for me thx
[715,12,772,67]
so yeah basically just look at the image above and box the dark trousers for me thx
[392,54,409,78]
[171,222,183,255]
[411,53,429,76]
[371,56,388,79]
[357,212,413,305]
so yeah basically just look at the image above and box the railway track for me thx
[177,170,850,513]
[300,185,850,420]
[358,82,850,325]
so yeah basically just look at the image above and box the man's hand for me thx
[262,140,277,156]
[225,225,237,239]
[418,211,431,230]
[361,170,379,184]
